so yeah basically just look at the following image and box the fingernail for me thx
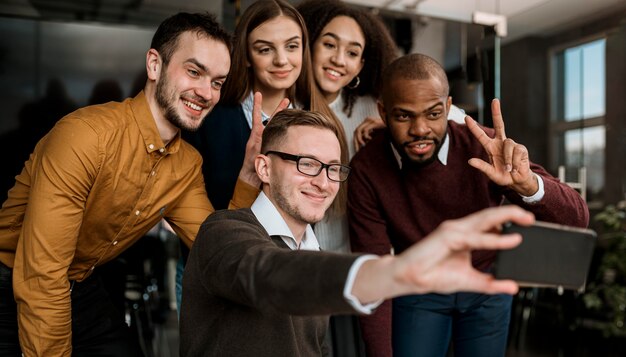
[506,164,512,172]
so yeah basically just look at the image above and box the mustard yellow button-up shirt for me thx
[0,92,258,356]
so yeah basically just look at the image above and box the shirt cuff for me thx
[228,178,260,209]
[520,173,545,204]
[343,255,383,314]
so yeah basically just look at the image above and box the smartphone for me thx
[494,221,596,292]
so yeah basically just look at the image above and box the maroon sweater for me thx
[347,122,589,357]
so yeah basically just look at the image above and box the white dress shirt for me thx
[251,192,380,313]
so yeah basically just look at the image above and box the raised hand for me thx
[353,116,386,152]
[465,99,538,196]
[239,92,290,187]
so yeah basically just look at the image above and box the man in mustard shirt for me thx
[0,12,268,356]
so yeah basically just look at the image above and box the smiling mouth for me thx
[301,190,327,202]
[324,68,343,78]
[272,70,292,78]
[183,99,203,111]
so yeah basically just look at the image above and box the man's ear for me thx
[446,96,452,112]
[146,49,162,81]
[255,154,271,184]
[377,100,388,125]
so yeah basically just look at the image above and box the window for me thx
[550,38,606,203]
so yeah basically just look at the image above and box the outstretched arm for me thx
[351,205,535,303]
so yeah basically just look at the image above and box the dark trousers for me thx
[0,262,20,356]
[392,292,513,357]
[327,315,366,357]
[0,262,141,357]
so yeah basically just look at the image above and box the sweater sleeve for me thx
[504,162,589,228]
[470,123,589,228]
[347,157,394,357]
[189,210,360,316]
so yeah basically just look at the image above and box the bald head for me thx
[377,53,452,166]
[381,53,449,97]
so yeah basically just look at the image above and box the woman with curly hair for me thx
[297,0,397,252]
[297,2,398,356]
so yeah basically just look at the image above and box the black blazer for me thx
[184,103,250,210]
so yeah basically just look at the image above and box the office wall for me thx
[500,12,626,204]
[0,17,155,203]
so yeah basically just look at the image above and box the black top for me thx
[184,103,250,210]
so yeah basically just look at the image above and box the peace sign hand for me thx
[238,92,290,187]
[465,99,538,196]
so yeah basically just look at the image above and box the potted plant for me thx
[582,201,626,337]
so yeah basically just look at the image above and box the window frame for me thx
[547,34,607,206]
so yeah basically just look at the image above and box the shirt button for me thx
[151,171,156,176]
[135,210,140,216]
[148,144,154,150]
[112,241,118,246]
[159,147,165,153]
[90,265,95,271]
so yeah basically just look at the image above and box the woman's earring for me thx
[347,76,360,89]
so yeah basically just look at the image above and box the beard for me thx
[270,179,328,226]
[395,131,447,168]
[155,68,209,132]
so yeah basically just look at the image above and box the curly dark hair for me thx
[297,0,398,117]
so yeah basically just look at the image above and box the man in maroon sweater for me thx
[179,109,538,356]
[348,53,589,357]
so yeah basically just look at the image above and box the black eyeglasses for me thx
[265,151,351,182]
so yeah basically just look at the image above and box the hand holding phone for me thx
[494,221,596,292]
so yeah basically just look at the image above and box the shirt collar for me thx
[241,91,295,129]
[390,132,449,169]
[241,91,271,129]
[130,91,181,155]
[251,191,320,251]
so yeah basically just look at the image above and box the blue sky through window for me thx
[564,39,605,122]
[555,38,606,200]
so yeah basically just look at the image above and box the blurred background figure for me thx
[88,79,123,105]
[0,78,77,204]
